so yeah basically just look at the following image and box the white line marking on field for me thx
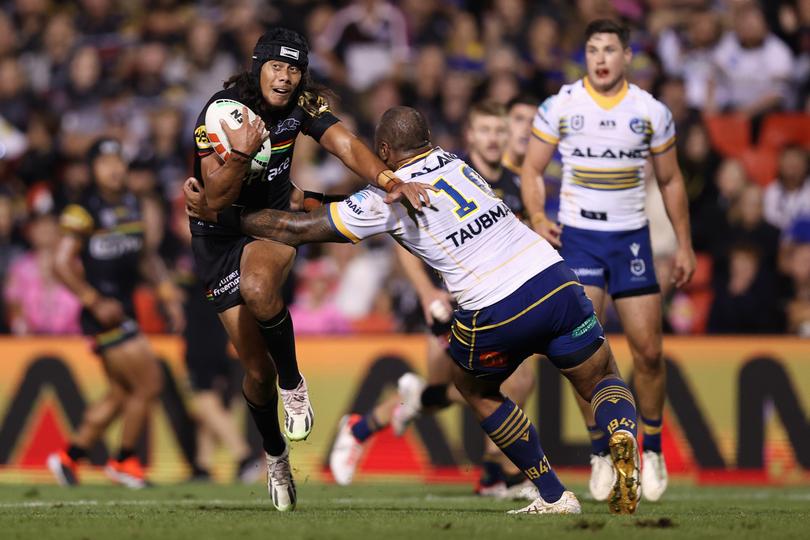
[0,499,269,509]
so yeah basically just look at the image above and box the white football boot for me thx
[329,415,365,486]
[607,430,641,514]
[588,453,616,501]
[507,490,582,515]
[266,442,296,512]
[500,479,540,501]
[641,450,668,501]
[390,373,426,436]
[280,376,314,441]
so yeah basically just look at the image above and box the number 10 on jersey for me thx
[433,178,478,219]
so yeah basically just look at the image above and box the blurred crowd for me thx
[0,0,808,337]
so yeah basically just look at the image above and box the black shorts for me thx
[191,232,255,313]
[80,305,140,354]
[183,282,231,391]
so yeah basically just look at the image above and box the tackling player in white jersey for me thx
[187,106,646,515]
[520,19,696,502]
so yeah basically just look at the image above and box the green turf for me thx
[0,483,808,540]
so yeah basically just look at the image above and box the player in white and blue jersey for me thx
[520,19,696,502]
[189,106,644,515]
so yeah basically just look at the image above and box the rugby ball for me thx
[204,99,271,172]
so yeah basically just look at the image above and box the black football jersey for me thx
[496,157,524,219]
[191,86,339,235]
[59,188,144,303]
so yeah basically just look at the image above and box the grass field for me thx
[1,483,809,540]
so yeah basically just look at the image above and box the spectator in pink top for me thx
[4,212,81,335]
[289,258,350,335]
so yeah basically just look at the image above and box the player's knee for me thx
[240,272,283,320]
[503,371,535,403]
[245,364,277,390]
[633,342,663,374]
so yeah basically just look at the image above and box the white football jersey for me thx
[533,78,676,231]
[328,148,562,310]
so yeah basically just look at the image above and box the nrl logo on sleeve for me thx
[571,115,584,131]
[194,125,210,148]
[280,46,300,60]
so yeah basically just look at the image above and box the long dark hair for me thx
[223,70,335,120]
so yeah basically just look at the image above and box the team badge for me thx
[629,242,645,276]
[629,118,646,134]
[571,115,584,131]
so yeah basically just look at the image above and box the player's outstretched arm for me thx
[318,122,435,210]
[241,207,347,247]
[652,146,696,288]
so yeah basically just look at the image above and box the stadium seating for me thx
[739,146,779,186]
[758,114,810,151]
[703,114,751,158]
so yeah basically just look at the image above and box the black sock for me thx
[117,448,136,462]
[243,391,286,456]
[237,455,255,474]
[505,471,527,487]
[420,384,451,409]
[67,445,87,461]
[256,309,302,390]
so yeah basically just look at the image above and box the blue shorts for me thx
[560,225,660,299]
[448,262,605,381]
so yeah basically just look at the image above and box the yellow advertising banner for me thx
[0,335,807,485]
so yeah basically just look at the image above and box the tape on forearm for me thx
[377,170,402,193]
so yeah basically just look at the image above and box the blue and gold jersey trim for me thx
[531,126,559,145]
[327,203,361,244]
[570,165,642,191]
[650,135,676,155]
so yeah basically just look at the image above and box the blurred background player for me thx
[188,27,431,511]
[47,138,184,488]
[521,20,696,503]
[170,194,262,483]
[328,98,545,500]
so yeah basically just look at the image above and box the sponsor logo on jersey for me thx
[274,118,301,135]
[88,233,143,260]
[571,115,584,131]
[279,46,300,60]
[630,242,640,257]
[480,351,507,368]
[445,202,512,248]
[629,118,646,134]
[571,267,604,277]
[409,151,458,178]
[211,270,240,297]
[599,119,616,129]
[265,157,291,182]
[571,147,646,159]
[344,193,365,215]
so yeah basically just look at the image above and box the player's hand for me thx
[530,213,562,248]
[419,288,454,326]
[384,181,437,211]
[183,177,218,222]
[91,297,126,328]
[220,106,266,156]
[671,245,696,289]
